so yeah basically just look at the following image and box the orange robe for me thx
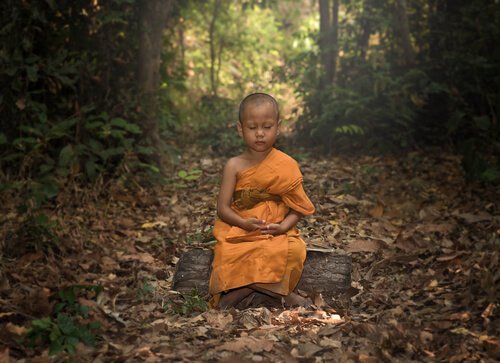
[209,148,315,306]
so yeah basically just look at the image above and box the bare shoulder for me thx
[223,155,246,175]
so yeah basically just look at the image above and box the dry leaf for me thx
[369,204,384,218]
[218,336,273,353]
[203,310,233,329]
[6,323,28,336]
[345,239,386,253]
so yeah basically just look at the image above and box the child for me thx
[209,93,315,309]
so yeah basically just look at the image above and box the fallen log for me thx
[172,248,352,300]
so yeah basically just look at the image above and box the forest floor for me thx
[0,145,499,362]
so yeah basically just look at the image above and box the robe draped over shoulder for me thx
[209,148,315,303]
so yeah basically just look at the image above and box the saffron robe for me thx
[209,148,315,305]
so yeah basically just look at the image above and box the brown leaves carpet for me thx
[0,147,498,362]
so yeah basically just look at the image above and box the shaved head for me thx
[238,93,280,123]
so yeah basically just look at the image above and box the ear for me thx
[237,121,243,137]
[277,120,281,135]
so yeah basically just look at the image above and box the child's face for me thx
[238,102,280,153]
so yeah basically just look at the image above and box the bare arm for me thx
[217,158,265,231]
[264,209,303,236]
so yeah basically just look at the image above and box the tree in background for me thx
[0,0,183,211]
[137,0,177,172]
[293,0,499,181]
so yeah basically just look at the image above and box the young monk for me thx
[208,92,315,309]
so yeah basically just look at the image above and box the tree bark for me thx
[319,0,339,86]
[393,0,415,65]
[358,0,374,61]
[137,0,175,171]
[208,0,223,96]
[172,248,352,301]
[331,0,339,84]
[319,0,333,86]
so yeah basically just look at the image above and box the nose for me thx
[256,128,264,137]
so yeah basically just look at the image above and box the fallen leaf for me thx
[453,212,492,224]
[368,204,384,218]
[359,353,379,363]
[298,342,323,357]
[5,323,28,336]
[141,221,168,229]
[345,239,386,253]
[203,310,233,329]
[319,338,342,348]
[218,336,273,353]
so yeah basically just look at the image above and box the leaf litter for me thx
[0,147,498,362]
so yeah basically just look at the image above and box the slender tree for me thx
[137,0,176,170]
[319,0,339,86]
[208,0,224,96]
[393,0,415,65]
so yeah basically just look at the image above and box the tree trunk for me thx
[358,0,374,61]
[331,0,339,84]
[319,0,333,87]
[393,0,414,65]
[209,0,223,96]
[137,0,175,171]
[319,0,339,86]
[172,248,352,301]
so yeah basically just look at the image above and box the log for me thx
[172,248,352,300]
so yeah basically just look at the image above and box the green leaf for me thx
[85,160,98,180]
[49,336,64,355]
[473,116,491,131]
[27,65,39,82]
[42,182,59,199]
[0,133,6,144]
[57,314,76,335]
[59,287,76,305]
[88,321,101,330]
[480,168,500,182]
[85,121,104,130]
[34,213,49,225]
[59,144,74,167]
[110,118,142,134]
[31,317,53,330]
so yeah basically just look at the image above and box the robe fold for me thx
[209,148,315,306]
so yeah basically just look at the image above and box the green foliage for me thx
[297,65,432,151]
[137,278,155,302]
[194,95,243,155]
[3,212,58,257]
[178,168,202,181]
[290,0,499,182]
[0,0,179,204]
[166,289,208,316]
[24,285,102,356]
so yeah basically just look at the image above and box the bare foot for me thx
[219,287,253,309]
[284,292,311,308]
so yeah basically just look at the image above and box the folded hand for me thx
[261,223,285,236]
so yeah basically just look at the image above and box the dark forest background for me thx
[2,0,499,196]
